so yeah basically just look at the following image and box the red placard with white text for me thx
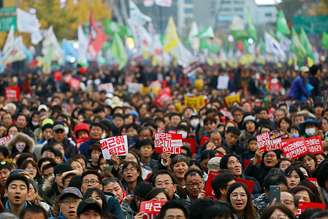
[281,138,308,159]
[256,131,283,152]
[5,86,20,102]
[205,171,219,198]
[0,136,11,146]
[304,136,323,155]
[99,135,128,159]
[140,200,166,217]
[296,202,326,215]
[154,133,182,154]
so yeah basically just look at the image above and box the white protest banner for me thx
[154,133,183,154]
[0,136,11,146]
[100,135,128,159]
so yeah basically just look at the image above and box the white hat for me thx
[38,104,49,112]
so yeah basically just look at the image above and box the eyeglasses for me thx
[123,167,137,173]
[82,179,99,185]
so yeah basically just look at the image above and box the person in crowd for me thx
[260,205,295,219]
[157,200,189,219]
[211,171,236,202]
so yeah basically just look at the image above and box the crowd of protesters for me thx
[0,60,328,219]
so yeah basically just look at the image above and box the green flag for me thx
[299,28,314,59]
[291,28,306,63]
[111,33,128,69]
[104,19,130,39]
[200,38,220,54]
[276,10,290,36]
[322,32,328,50]
[198,27,214,38]
[247,14,257,40]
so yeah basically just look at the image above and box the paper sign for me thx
[281,138,308,159]
[224,93,240,107]
[205,171,219,198]
[304,136,323,155]
[297,202,326,215]
[127,83,142,94]
[98,83,114,94]
[140,200,166,216]
[256,131,282,152]
[5,86,20,102]
[184,95,206,110]
[100,135,128,159]
[235,178,256,194]
[0,136,11,146]
[217,75,229,90]
[154,133,183,154]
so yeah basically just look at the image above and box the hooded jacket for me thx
[7,132,35,157]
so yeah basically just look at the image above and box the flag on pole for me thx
[276,10,290,36]
[16,8,42,44]
[163,17,180,53]
[188,22,199,52]
[111,33,128,69]
[322,32,328,50]
[78,25,89,64]
[2,34,26,65]
[88,14,107,58]
[264,32,286,61]
[247,14,257,40]
[291,28,306,63]
[198,27,215,38]
[299,28,314,60]
[129,0,151,25]
[2,26,15,53]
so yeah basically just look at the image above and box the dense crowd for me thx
[0,61,328,219]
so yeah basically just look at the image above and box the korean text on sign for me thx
[140,200,166,216]
[154,133,182,154]
[100,135,128,159]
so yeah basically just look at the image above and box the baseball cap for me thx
[53,123,66,132]
[58,187,83,201]
[38,104,49,112]
[77,198,102,216]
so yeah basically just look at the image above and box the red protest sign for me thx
[205,171,219,198]
[0,136,11,146]
[281,138,308,159]
[305,136,323,155]
[5,86,20,102]
[256,131,282,152]
[140,200,166,216]
[154,133,182,154]
[99,135,128,159]
[297,202,326,215]
[235,178,256,194]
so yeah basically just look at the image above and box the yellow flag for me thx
[163,17,180,53]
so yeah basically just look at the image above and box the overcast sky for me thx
[255,0,282,5]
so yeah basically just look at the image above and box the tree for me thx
[278,0,305,23]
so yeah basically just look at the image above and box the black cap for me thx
[54,164,72,175]
[77,198,102,216]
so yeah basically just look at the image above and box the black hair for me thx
[184,169,203,181]
[81,170,102,183]
[211,171,235,199]
[171,155,190,169]
[19,204,47,219]
[158,200,189,219]
[311,210,328,219]
[15,153,36,168]
[227,183,255,218]
[260,205,295,219]
[219,154,241,170]
[5,174,29,190]
[152,169,178,186]
[0,146,9,158]
[189,198,216,219]
[145,188,169,201]
[202,202,233,219]
[289,185,317,203]
[285,164,306,181]
[263,172,287,192]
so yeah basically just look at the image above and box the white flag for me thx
[16,8,42,44]
[2,36,26,65]
[129,0,151,25]
[2,26,14,53]
[42,27,64,63]
[78,26,88,63]
[144,0,154,7]
[265,32,286,61]
[188,22,199,52]
[171,43,195,67]
[155,0,172,7]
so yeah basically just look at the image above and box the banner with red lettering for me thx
[0,136,11,146]
[297,202,326,215]
[205,171,219,198]
[100,135,128,159]
[304,136,323,155]
[256,131,284,151]
[281,138,308,159]
[154,133,182,154]
[5,86,20,102]
[140,200,166,217]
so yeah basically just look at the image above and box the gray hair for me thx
[0,212,18,219]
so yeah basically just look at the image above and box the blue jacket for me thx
[288,76,310,101]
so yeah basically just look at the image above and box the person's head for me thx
[145,188,169,202]
[246,136,257,152]
[138,127,153,141]
[263,151,280,168]
[83,188,107,209]
[280,191,297,214]
[15,114,28,129]
[69,159,84,175]
[81,170,102,193]
[224,127,240,146]
[278,117,291,132]
[5,174,29,208]
[137,139,154,159]
[152,170,177,200]
[211,171,236,200]
[89,143,101,165]
[289,185,316,203]
[279,158,292,172]
[171,155,189,181]
[185,169,204,200]
[285,165,306,189]
[158,200,189,219]
[169,113,181,128]
[220,154,242,177]
[232,107,244,124]
[260,205,295,219]
[275,109,287,122]
[102,177,125,202]
[89,123,104,140]
[53,123,67,142]
[204,117,217,132]
[243,115,257,133]
[227,183,254,217]
[20,159,39,180]
[0,160,15,186]
[209,130,222,146]
[54,164,73,188]
[19,204,47,219]
[121,161,142,184]
[58,187,83,219]
[76,198,102,219]
[263,172,288,193]
[300,154,317,173]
